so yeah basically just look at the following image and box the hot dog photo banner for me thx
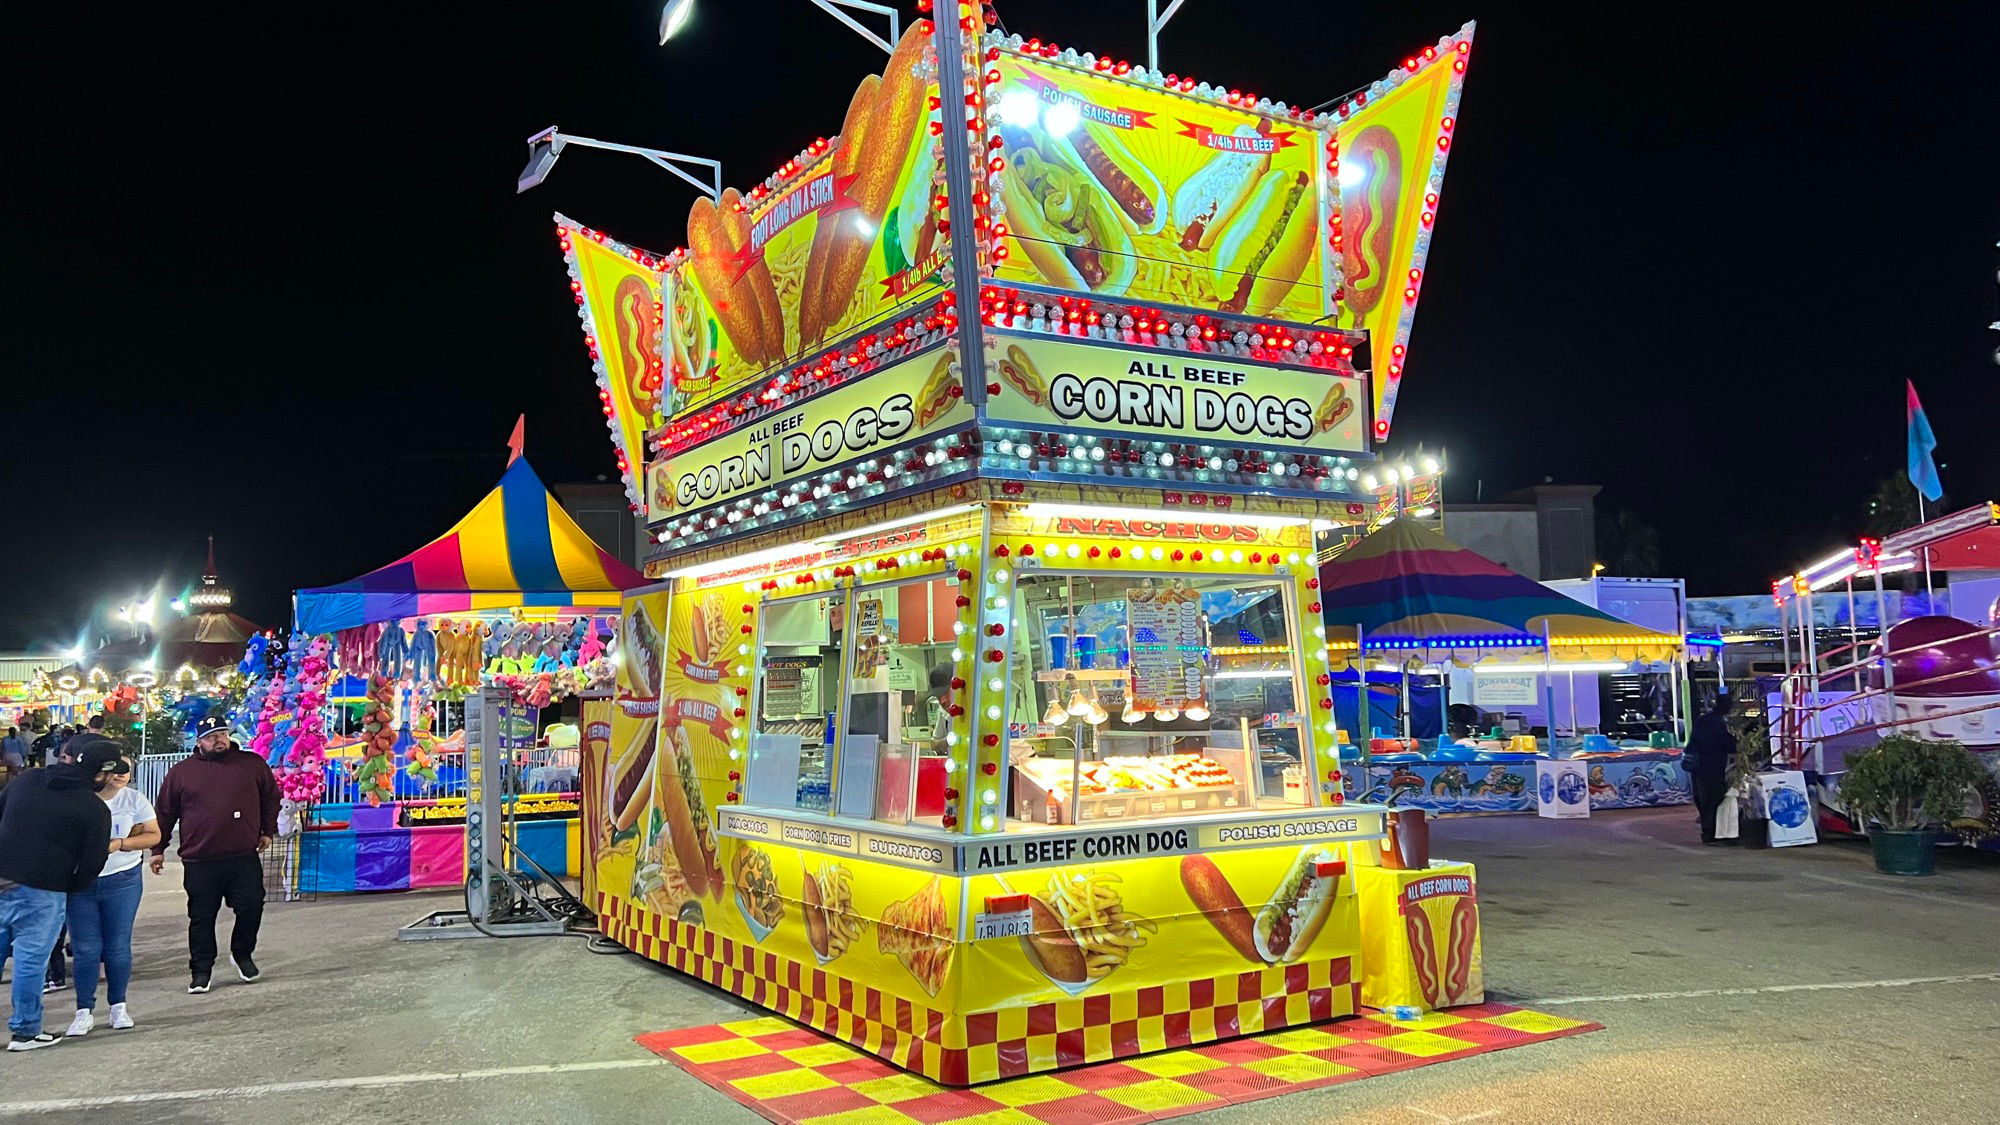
[984,333,1367,455]
[673,25,945,414]
[988,52,1329,325]
[1332,23,1476,438]
[597,582,969,1011]
[560,223,669,512]
[960,845,1359,1011]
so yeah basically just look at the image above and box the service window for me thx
[746,591,847,812]
[842,575,963,827]
[1006,571,1316,829]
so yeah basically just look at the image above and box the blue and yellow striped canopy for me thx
[295,459,647,635]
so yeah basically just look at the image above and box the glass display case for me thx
[1005,571,1319,828]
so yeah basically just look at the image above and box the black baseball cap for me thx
[194,715,231,740]
[71,736,130,777]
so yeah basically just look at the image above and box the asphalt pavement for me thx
[2,807,1995,1123]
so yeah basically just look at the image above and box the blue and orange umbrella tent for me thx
[295,458,648,636]
[1319,519,1679,666]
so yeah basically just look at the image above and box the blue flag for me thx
[1905,379,1943,503]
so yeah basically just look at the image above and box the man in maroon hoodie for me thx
[149,715,279,993]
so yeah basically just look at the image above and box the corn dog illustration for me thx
[797,74,880,349]
[913,352,961,426]
[995,345,1048,406]
[807,25,931,347]
[718,187,786,363]
[687,197,776,367]
[1315,383,1353,432]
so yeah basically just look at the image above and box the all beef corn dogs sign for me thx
[988,53,1329,324]
[984,334,1367,455]
[647,346,969,518]
[672,25,946,413]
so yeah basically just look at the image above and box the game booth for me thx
[261,455,647,893]
[559,13,1506,1085]
[1320,520,1690,816]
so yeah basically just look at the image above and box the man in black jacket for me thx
[1684,695,1736,845]
[0,737,117,1051]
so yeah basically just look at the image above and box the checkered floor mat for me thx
[637,1004,1602,1124]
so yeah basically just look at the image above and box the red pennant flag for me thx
[507,414,525,465]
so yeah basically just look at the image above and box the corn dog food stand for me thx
[565,11,1482,1084]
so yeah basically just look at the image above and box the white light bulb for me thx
[1043,100,1081,136]
[992,568,1010,585]
[985,705,1002,720]
[998,89,1037,124]
[982,789,998,805]
[987,677,1004,692]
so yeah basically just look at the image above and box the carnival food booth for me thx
[1320,521,1689,815]
[561,11,1493,1083]
[265,456,645,892]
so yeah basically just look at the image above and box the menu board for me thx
[762,658,810,718]
[1126,582,1207,712]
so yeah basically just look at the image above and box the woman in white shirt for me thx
[65,750,160,1036]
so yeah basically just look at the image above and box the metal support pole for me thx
[1541,623,1556,746]
[1845,575,1859,658]
[933,7,990,404]
[1354,625,1369,746]
[808,0,900,56]
[1147,0,1192,72]
[1778,593,1792,678]
[1399,663,1411,742]
[1874,564,1897,734]
[1917,494,1934,600]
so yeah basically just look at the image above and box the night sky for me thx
[5,1,1996,650]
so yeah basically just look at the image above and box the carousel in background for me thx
[3,537,268,757]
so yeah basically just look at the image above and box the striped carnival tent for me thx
[1319,519,1679,664]
[294,459,648,635]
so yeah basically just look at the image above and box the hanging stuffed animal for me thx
[484,615,509,668]
[579,617,610,665]
[532,622,563,675]
[408,620,438,683]
[456,622,488,688]
[350,674,401,807]
[337,628,363,676]
[377,622,409,680]
[403,698,441,789]
[436,621,463,688]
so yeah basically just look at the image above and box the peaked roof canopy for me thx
[295,459,647,635]
[1319,520,1680,663]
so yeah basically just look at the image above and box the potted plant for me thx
[1724,719,1774,848]
[1836,735,1987,876]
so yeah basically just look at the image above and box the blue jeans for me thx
[68,867,143,1010]
[1,884,67,1036]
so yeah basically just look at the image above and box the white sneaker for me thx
[109,1003,134,1030]
[64,1010,93,1038]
